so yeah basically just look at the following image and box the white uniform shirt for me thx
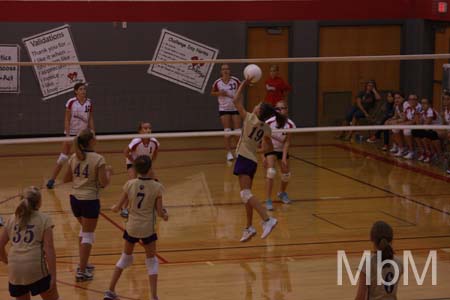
[265,116,296,152]
[126,138,160,165]
[66,97,92,136]
[444,107,450,124]
[421,107,441,124]
[212,77,240,112]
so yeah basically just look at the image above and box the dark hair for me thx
[393,91,404,99]
[370,221,394,261]
[258,103,287,128]
[15,186,41,230]
[74,82,85,93]
[74,129,95,161]
[134,155,152,175]
[137,122,151,132]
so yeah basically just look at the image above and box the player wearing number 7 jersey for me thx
[233,78,282,242]
[104,155,168,300]
[0,187,60,300]
[63,129,112,282]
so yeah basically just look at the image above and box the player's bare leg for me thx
[47,141,71,189]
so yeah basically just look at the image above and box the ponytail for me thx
[74,129,95,161]
[15,186,41,230]
[370,221,394,262]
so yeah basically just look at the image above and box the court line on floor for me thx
[290,154,450,216]
[311,213,346,229]
[56,279,139,300]
[99,211,169,264]
[334,144,450,183]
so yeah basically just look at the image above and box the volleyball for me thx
[243,64,262,83]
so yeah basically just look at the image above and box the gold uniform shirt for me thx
[235,112,272,162]
[360,255,403,300]
[123,178,163,238]
[5,211,54,285]
[69,151,106,200]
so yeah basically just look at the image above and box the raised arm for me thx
[233,79,250,119]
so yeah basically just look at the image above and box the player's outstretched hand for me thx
[111,204,120,213]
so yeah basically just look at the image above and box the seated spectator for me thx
[339,80,381,140]
[265,65,292,107]
[367,91,395,150]
[412,98,441,163]
[386,92,406,154]
[395,94,421,160]
[440,91,450,174]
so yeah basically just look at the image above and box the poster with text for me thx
[23,25,86,101]
[148,29,219,94]
[0,45,20,93]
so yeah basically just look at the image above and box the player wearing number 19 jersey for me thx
[232,78,279,243]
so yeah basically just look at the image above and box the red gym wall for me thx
[0,0,449,22]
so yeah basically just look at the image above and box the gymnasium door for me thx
[247,27,290,110]
[318,26,401,125]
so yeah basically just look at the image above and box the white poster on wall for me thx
[23,24,86,101]
[148,29,219,94]
[0,45,20,93]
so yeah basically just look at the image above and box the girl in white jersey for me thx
[233,78,279,243]
[0,187,59,300]
[211,64,242,161]
[47,82,94,189]
[121,122,159,218]
[63,129,112,282]
[412,98,442,163]
[355,221,403,300]
[104,155,168,300]
[263,101,296,210]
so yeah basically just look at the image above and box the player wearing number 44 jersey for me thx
[232,78,282,243]
[104,155,168,300]
[63,129,112,282]
[0,187,60,300]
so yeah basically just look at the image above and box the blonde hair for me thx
[74,129,95,161]
[15,186,41,230]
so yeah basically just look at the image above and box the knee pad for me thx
[80,232,95,245]
[240,189,253,204]
[56,153,69,165]
[403,129,412,136]
[116,253,133,269]
[281,172,291,182]
[266,168,276,179]
[145,256,159,275]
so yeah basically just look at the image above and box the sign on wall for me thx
[148,29,219,94]
[0,45,20,93]
[23,25,86,101]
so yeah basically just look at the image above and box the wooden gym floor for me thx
[0,133,449,300]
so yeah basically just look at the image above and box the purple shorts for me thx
[70,195,100,219]
[233,155,257,179]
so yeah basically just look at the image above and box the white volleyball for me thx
[243,64,262,83]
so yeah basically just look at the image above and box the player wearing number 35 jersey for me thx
[0,187,59,300]
[232,78,283,243]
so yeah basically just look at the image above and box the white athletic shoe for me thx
[389,145,398,153]
[226,152,234,161]
[240,226,257,242]
[394,149,404,157]
[261,217,278,239]
[403,151,414,160]
[417,154,425,161]
[103,290,118,300]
